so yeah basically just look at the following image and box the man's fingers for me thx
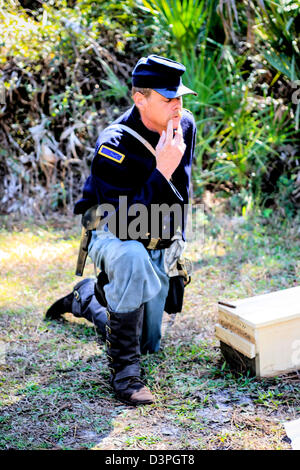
[156,130,166,152]
[175,122,183,136]
[157,120,185,157]
[174,123,184,145]
[160,130,166,144]
[166,119,174,142]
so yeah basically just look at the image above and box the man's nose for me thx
[172,97,182,108]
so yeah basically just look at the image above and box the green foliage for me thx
[138,0,299,213]
[200,92,296,196]
[143,0,208,51]
[253,0,300,81]
[97,59,130,102]
[0,0,299,216]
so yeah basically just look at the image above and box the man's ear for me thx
[133,91,147,110]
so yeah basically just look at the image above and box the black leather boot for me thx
[44,281,83,320]
[106,305,154,406]
[45,279,107,338]
[45,292,74,319]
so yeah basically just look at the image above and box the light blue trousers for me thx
[88,230,170,353]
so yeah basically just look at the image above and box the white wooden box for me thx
[215,286,300,377]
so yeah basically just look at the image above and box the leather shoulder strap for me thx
[107,124,156,157]
[107,124,183,201]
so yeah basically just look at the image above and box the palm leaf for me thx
[261,50,300,81]
[142,0,207,48]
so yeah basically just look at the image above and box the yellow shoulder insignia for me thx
[98,145,125,164]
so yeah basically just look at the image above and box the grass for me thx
[0,209,299,450]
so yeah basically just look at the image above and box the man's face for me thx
[136,90,183,135]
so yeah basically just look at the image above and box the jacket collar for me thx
[126,105,160,149]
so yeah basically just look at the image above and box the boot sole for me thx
[115,395,154,406]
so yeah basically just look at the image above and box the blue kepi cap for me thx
[132,55,197,99]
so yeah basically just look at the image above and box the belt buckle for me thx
[147,237,160,250]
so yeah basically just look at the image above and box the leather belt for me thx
[90,228,174,251]
[144,237,174,250]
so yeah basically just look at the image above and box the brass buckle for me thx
[106,339,111,350]
[147,237,160,250]
[106,325,111,335]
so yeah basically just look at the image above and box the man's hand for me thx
[155,119,186,181]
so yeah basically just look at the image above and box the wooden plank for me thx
[215,324,256,359]
[219,286,300,328]
[218,286,300,328]
[218,309,255,342]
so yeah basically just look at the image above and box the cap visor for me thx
[153,83,197,98]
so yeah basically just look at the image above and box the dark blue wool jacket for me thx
[74,105,196,242]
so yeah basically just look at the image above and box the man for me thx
[46,55,197,406]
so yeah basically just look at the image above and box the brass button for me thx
[73,290,80,301]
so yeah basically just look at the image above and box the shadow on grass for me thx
[0,314,145,450]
